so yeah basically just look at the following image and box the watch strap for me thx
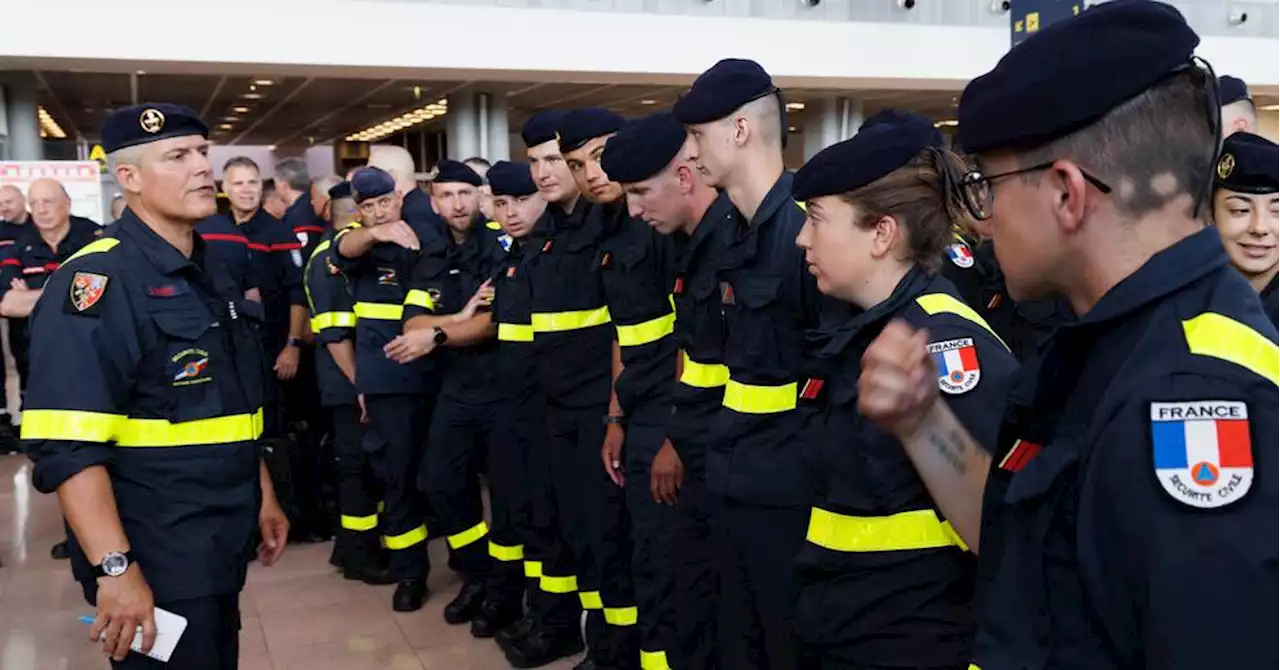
[92,550,136,577]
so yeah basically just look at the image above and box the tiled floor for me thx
[0,454,585,669]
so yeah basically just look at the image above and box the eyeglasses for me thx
[958,161,1113,221]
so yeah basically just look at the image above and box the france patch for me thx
[946,243,974,268]
[927,337,980,394]
[1151,401,1253,509]
[498,234,513,252]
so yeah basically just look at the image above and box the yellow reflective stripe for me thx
[806,507,968,553]
[722,379,797,414]
[579,591,603,609]
[524,560,543,578]
[969,665,982,670]
[63,237,120,264]
[354,302,404,320]
[914,293,1009,351]
[310,311,356,332]
[794,199,807,212]
[540,574,578,593]
[1183,312,1279,386]
[498,323,534,342]
[641,650,671,670]
[680,352,729,389]
[616,312,675,347]
[341,513,378,532]
[485,220,502,230]
[604,606,638,626]
[447,521,489,549]
[309,238,333,262]
[489,542,524,562]
[531,306,611,333]
[385,525,428,550]
[22,409,265,447]
[377,501,386,514]
[403,289,436,311]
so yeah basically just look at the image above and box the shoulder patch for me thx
[485,220,502,231]
[498,234,513,252]
[928,337,980,394]
[66,271,110,316]
[1151,401,1253,509]
[945,242,974,268]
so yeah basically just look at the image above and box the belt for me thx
[531,306,611,333]
[806,507,969,553]
[679,352,729,389]
[354,302,404,321]
[616,312,675,347]
[498,322,534,343]
[22,409,265,448]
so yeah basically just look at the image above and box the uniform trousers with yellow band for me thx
[365,393,435,581]
[331,403,385,573]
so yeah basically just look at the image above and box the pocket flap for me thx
[148,304,212,341]
[737,275,783,309]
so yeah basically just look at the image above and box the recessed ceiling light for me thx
[786,102,805,111]
[266,145,276,151]
[788,126,798,132]
[136,70,146,75]
[254,79,275,86]
[934,119,959,127]
[1259,104,1280,112]
[232,106,250,113]
[242,93,263,100]
[218,123,233,129]
[222,117,239,122]
[639,99,657,105]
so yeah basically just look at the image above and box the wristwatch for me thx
[603,415,624,426]
[93,550,135,578]
[287,337,304,348]
[432,326,449,346]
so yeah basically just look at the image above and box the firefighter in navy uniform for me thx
[23,103,290,670]
[384,160,509,625]
[304,180,394,586]
[333,166,444,612]
[194,213,258,301]
[675,59,839,669]
[859,4,1278,669]
[792,116,1019,669]
[1212,131,1278,326]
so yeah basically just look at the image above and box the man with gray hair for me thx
[276,157,326,259]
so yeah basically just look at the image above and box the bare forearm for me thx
[441,314,496,347]
[336,227,377,259]
[404,314,457,332]
[259,461,276,501]
[0,288,41,318]
[897,403,990,552]
[288,305,307,340]
[59,466,130,560]
[327,340,358,385]
[608,341,624,417]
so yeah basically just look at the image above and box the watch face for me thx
[103,552,129,577]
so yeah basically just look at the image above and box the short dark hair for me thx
[262,179,278,195]
[1017,68,1216,220]
[223,156,260,174]
[274,157,311,192]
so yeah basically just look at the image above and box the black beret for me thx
[1218,75,1251,105]
[351,167,395,203]
[557,108,625,154]
[1216,132,1278,194]
[101,103,208,153]
[860,108,945,147]
[487,161,537,197]
[957,0,1199,154]
[522,110,567,148]
[673,59,779,125]
[327,181,352,200]
[434,160,483,187]
[793,118,939,201]
[599,112,688,184]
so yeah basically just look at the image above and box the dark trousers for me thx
[109,594,240,670]
[282,348,331,537]
[366,393,434,581]
[714,499,808,670]
[546,403,635,666]
[418,390,494,582]
[672,464,717,670]
[484,392,534,608]
[625,422,678,669]
[332,403,382,567]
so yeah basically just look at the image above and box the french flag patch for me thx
[946,243,974,268]
[1151,401,1253,509]
[927,337,981,394]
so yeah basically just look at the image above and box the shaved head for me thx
[27,178,71,231]
[367,145,418,192]
[0,185,25,222]
[738,94,783,149]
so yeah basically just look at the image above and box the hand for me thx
[244,287,262,303]
[650,440,684,505]
[9,278,27,291]
[859,320,939,438]
[384,329,436,364]
[358,394,369,424]
[455,280,495,322]
[274,345,300,380]
[257,490,290,567]
[371,220,420,251]
[91,564,156,661]
[601,423,626,487]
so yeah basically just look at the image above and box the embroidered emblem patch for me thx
[1151,401,1253,509]
[296,231,310,248]
[506,266,517,278]
[377,267,398,286]
[719,282,735,305]
[927,337,981,394]
[946,242,975,268]
[498,234,513,252]
[69,272,109,312]
[171,348,212,387]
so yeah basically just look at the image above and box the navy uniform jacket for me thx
[195,215,257,298]
[799,268,1016,667]
[304,231,357,408]
[597,203,678,425]
[236,210,305,352]
[1260,274,1278,327]
[0,217,102,296]
[973,227,1278,670]
[668,193,737,471]
[332,213,446,396]
[492,232,543,404]
[972,239,1074,361]
[528,199,613,409]
[937,232,985,311]
[709,171,836,507]
[23,212,265,603]
[283,191,326,261]
[0,219,25,251]
[403,218,505,402]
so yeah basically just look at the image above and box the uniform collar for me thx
[749,171,796,229]
[677,192,736,275]
[813,265,932,358]
[117,210,207,276]
[285,191,312,219]
[1066,226,1229,330]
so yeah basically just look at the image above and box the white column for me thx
[446,93,479,160]
[3,77,43,161]
[802,96,863,162]
[485,93,510,162]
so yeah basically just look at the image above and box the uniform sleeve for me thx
[402,241,450,320]
[269,222,306,307]
[1079,373,1279,670]
[23,257,143,493]
[0,243,21,299]
[306,249,355,345]
[330,223,371,274]
[923,319,1018,453]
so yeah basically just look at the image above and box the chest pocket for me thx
[149,304,224,424]
[539,232,604,312]
[725,275,783,368]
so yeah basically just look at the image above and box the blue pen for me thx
[79,615,96,625]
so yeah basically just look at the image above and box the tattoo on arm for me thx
[929,428,973,474]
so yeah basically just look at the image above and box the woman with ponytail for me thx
[790,113,1018,669]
